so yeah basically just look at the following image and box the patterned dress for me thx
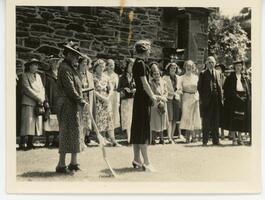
[57,60,85,154]
[93,74,114,132]
[104,71,120,129]
[150,78,169,132]
[178,74,201,131]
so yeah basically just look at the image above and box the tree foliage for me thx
[208,11,250,66]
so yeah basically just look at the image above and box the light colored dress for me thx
[20,72,45,136]
[178,74,201,131]
[104,71,120,129]
[93,73,114,132]
[163,75,181,121]
[150,78,169,132]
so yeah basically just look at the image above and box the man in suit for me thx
[198,56,223,146]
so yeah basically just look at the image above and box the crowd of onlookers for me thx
[16,41,252,151]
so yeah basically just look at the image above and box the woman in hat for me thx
[222,60,251,145]
[130,40,157,172]
[117,58,136,143]
[56,42,88,173]
[78,56,94,146]
[19,58,45,150]
[44,55,62,148]
[178,60,201,143]
[104,59,120,130]
[93,59,121,147]
[163,62,182,143]
[149,64,169,145]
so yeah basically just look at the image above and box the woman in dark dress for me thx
[222,60,251,145]
[130,40,157,172]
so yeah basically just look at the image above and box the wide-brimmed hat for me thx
[24,58,42,69]
[63,41,83,57]
[233,59,244,65]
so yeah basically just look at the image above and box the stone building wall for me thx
[16,6,178,70]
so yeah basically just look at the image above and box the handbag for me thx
[44,114,59,132]
[157,101,166,115]
[35,103,45,116]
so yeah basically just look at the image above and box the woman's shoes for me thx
[142,164,157,172]
[112,142,122,147]
[132,160,143,169]
[159,139,164,145]
[168,139,175,144]
[68,163,81,172]
[55,166,71,173]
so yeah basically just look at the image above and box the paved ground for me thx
[16,137,253,182]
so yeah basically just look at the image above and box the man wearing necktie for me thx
[198,56,223,146]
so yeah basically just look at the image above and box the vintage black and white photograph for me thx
[5,0,261,194]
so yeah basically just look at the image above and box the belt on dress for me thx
[183,91,196,94]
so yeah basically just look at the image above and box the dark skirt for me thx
[167,99,181,122]
[130,92,151,144]
[229,91,251,132]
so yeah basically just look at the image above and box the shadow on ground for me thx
[183,143,251,148]
[17,171,75,178]
[100,167,143,175]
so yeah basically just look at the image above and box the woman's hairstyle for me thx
[149,61,159,68]
[150,64,161,78]
[106,59,115,66]
[183,60,195,70]
[93,59,106,72]
[165,62,178,75]
[134,39,151,54]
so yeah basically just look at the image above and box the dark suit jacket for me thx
[198,68,223,114]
